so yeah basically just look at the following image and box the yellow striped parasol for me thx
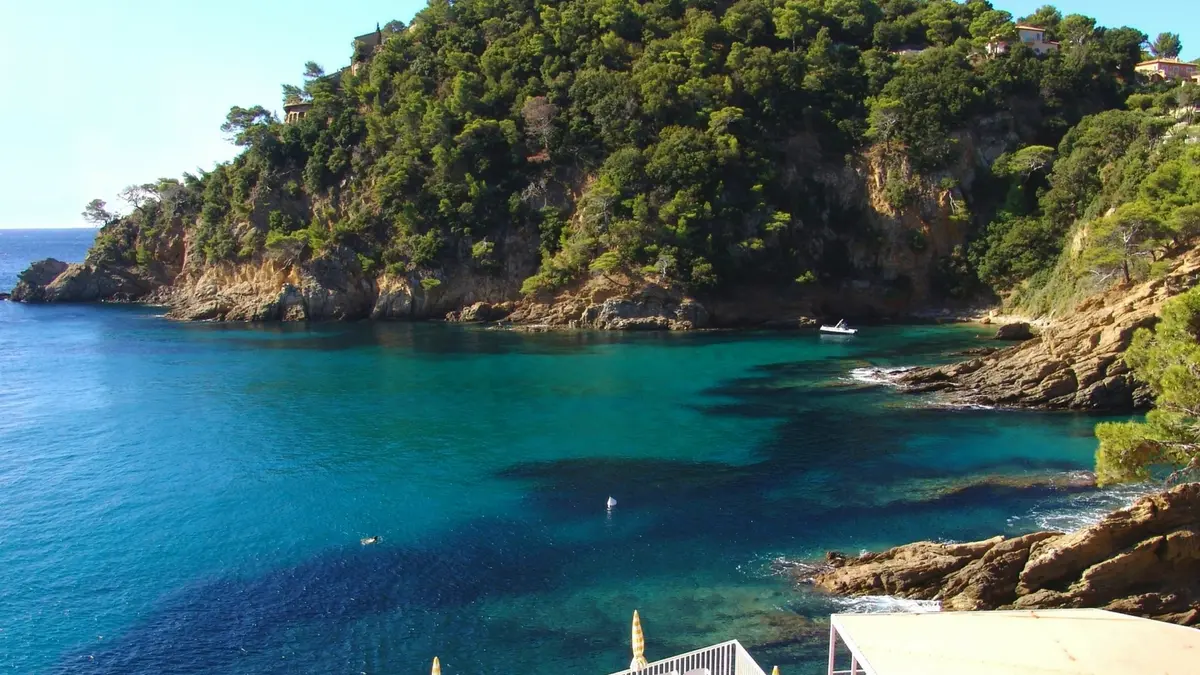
[630,610,649,670]
[431,657,441,675]
[772,667,780,675]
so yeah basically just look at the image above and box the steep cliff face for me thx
[157,244,538,322]
[832,115,1016,303]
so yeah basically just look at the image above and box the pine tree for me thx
[1095,287,1200,485]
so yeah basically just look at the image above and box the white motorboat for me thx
[820,319,858,335]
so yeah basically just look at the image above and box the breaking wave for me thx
[1008,481,1154,532]
[833,595,941,614]
[845,367,913,386]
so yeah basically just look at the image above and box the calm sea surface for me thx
[0,230,1142,674]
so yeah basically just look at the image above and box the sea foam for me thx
[1008,481,1152,532]
[834,595,941,614]
[844,366,913,386]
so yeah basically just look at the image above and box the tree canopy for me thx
[85,0,1164,301]
[1096,287,1200,485]
[1149,32,1182,59]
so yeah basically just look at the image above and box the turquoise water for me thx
[1,232,1134,674]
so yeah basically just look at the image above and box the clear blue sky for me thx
[0,0,1194,228]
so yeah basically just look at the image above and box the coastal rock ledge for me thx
[806,483,1200,626]
[896,250,1200,411]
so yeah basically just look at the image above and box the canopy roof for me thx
[830,609,1200,675]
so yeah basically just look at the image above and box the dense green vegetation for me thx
[89,0,1169,301]
[1096,287,1200,485]
[980,85,1200,315]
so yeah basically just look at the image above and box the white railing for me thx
[606,640,768,675]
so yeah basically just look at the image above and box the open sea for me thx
[0,229,1147,674]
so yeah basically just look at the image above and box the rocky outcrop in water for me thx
[11,258,152,304]
[807,483,1200,625]
[896,251,1200,411]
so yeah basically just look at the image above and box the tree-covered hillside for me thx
[84,0,1164,309]
[988,87,1200,315]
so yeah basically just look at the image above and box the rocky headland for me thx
[894,249,1200,412]
[5,109,1024,332]
[805,482,1200,626]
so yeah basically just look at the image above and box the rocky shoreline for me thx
[13,244,1200,417]
[889,250,1200,412]
[8,255,737,330]
[9,251,978,332]
[803,482,1200,626]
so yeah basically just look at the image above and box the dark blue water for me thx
[0,231,1141,674]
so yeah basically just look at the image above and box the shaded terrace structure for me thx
[827,608,1200,674]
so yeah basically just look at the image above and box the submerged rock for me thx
[806,482,1200,625]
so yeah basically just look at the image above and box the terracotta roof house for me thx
[1135,58,1199,82]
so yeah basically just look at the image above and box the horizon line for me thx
[0,225,99,230]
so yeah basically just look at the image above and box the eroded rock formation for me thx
[897,251,1200,411]
[507,277,710,330]
[807,483,1200,625]
[11,259,152,304]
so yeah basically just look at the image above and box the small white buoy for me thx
[607,496,618,510]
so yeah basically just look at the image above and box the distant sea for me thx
[0,229,1145,674]
[0,227,97,292]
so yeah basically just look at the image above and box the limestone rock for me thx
[509,277,708,331]
[806,483,1200,626]
[11,258,151,303]
[165,247,375,321]
[1018,483,1200,594]
[446,301,512,323]
[817,537,1004,599]
[993,321,1033,340]
[10,259,68,300]
[897,251,1200,411]
[579,284,709,331]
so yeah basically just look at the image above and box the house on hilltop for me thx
[350,24,386,75]
[283,101,313,124]
[987,25,1060,56]
[1135,58,1199,82]
[354,24,384,58]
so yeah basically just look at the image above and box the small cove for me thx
[1,234,1142,674]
